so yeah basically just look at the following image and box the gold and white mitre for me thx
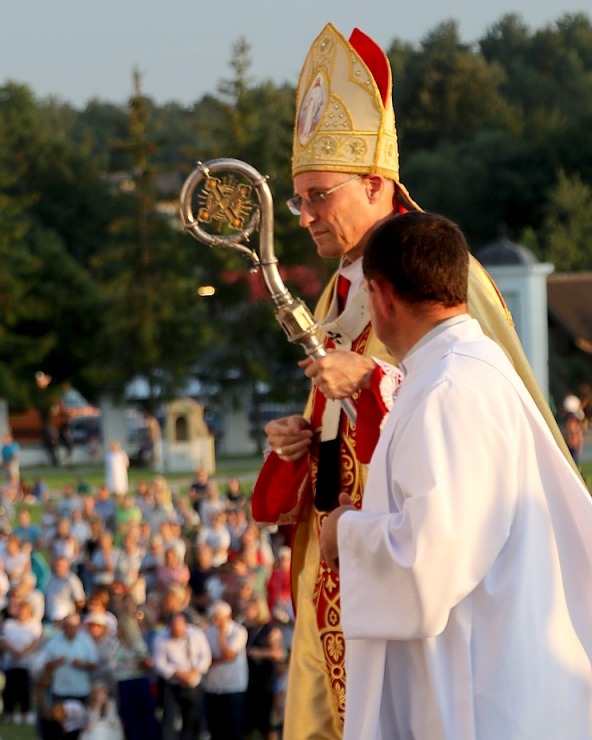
[292,23,400,181]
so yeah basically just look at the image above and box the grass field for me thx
[0,719,36,739]
[18,455,264,499]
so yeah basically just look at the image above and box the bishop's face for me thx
[292,172,375,263]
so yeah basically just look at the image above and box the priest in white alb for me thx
[320,211,592,740]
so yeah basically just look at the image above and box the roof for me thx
[547,273,592,354]
[475,237,538,266]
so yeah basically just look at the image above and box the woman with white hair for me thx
[0,599,43,724]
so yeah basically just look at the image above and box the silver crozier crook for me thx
[179,158,356,424]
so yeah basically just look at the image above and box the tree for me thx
[480,13,592,129]
[390,21,517,151]
[0,83,107,408]
[93,70,211,410]
[536,170,592,270]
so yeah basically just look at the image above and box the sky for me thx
[2,0,590,109]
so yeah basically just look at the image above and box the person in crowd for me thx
[244,596,286,740]
[0,560,9,612]
[79,681,124,740]
[44,555,86,623]
[140,534,165,594]
[145,484,175,533]
[159,583,202,628]
[220,556,255,616]
[150,476,173,508]
[174,497,201,538]
[32,476,48,502]
[3,533,31,588]
[0,598,43,724]
[93,485,116,532]
[202,600,249,740]
[269,657,289,740]
[188,467,210,516]
[189,543,221,616]
[196,509,231,568]
[156,546,190,593]
[563,411,585,468]
[42,612,98,705]
[231,576,258,624]
[40,696,89,740]
[319,211,592,739]
[0,524,10,560]
[250,22,576,739]
[2,584,24,621]
[19,478,34,502]
[13,507,42,548]
[224,476,246,508]
[158,519,187,564]
[79,517,104,594]
[2,431,20,488]
[113,594,160,740]
[239,522,274,575]
[83,612,119,689]
[70,508,92,582]
[133,479,152,517]
[113,531,146,606]
[80,495,96,522]
[136,519,153,550]
[50,517,80,568]
[153,611,212,740]
[199,481,226,529]
[18,570,45,621]
[266,547,292,623]
[41,499,60,547]
[57,485,82,520]
[75,477,91,496]
[114,494,143,542]
[105,441,129,497]
[225,506,249,557]
[88,530,119,591]
[30,541,52,594]
[85,588,119,638]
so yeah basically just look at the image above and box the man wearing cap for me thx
[251,22,575,739]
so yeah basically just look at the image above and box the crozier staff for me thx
[320,212,592,740]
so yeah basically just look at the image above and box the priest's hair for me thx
[363,212,469,307]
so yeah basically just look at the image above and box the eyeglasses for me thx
[286,174,361,216]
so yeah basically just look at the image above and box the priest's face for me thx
[292,171,376,263]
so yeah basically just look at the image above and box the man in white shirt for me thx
[153,611,211,740]
[44,555,86,623]
[320,211,592,739]
[202,600,248,740]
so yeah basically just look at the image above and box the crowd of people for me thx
[560,382,592,469]
[0,466,292,739]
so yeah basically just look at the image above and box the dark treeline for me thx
[0,13,591,417]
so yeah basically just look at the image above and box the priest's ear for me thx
[366,277,397,322]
